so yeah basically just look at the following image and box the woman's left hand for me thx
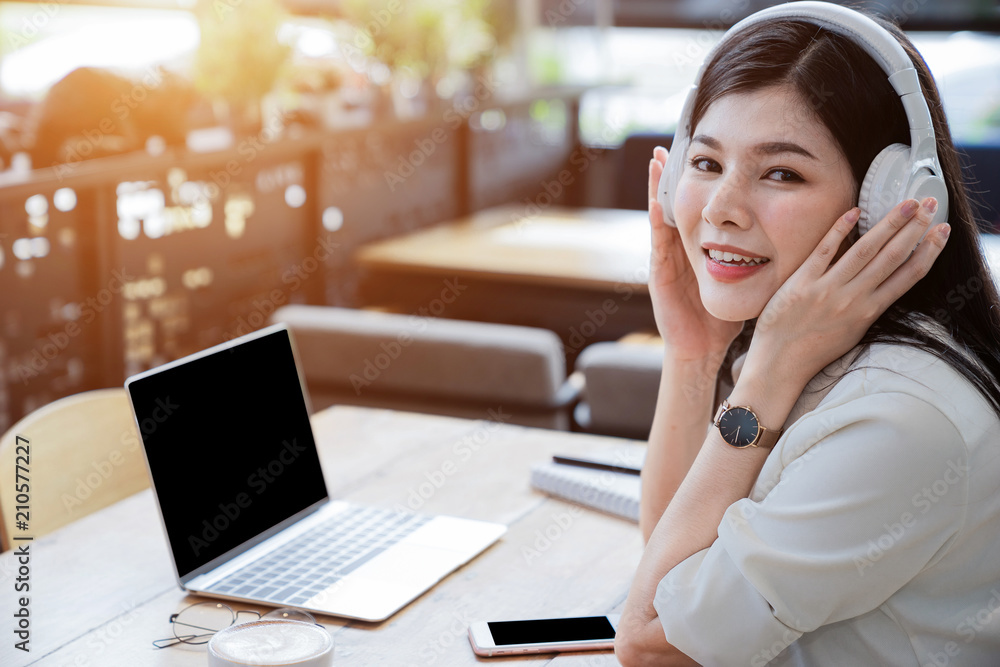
[742,196,950,387]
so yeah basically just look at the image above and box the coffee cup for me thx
[207,618,333,667]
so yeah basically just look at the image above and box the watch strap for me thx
[754,423,782,449]
[712,400,727,425]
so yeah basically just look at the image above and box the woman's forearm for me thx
[618,367,806,665]
[640,350,727,542]
[618,426,772,666]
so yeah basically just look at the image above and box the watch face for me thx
[718,406,759,448]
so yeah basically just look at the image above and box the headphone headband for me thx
[682,1,934,159]
[720,2,935,155]
[725,2,913,79]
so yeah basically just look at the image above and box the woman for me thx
[615,6,1000,667]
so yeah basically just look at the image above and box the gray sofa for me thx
[271,305,580,429]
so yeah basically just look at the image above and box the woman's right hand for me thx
[647,146,744,361]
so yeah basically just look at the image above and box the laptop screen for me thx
[127,326,328,577]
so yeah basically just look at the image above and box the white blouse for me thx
[653,327,1000,666]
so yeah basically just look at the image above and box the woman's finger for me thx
[852,197,936,288]
[831,198,921,283]
[649,197,669,259]
[871,221,950,309]
[648,147,668,200]
[648,156,661,203]
[803,206,861,277]
[654,145,668,165]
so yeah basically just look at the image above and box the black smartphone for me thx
[468,614,619,657]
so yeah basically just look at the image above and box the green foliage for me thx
[193,0,291,107]
[340,0,515,80]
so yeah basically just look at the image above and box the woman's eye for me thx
[765,168,802,182]
[689,157,720,173]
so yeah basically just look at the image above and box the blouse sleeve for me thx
[652,391,969,666]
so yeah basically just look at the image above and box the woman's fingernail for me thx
[846,207,860,223]
[922,197,938,214]
[902,199,919,217]
[940,223,951,240]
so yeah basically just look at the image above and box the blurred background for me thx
[1,0,999,434]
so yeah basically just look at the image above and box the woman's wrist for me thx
[644,348,729,500]
[725,363,807,435]
[661,348,729,402]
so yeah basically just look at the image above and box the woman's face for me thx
[674,85,857,322]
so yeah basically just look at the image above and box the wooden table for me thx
[1,406,645,666]
[354,206,656,357]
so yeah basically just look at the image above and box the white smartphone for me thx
[468,614,620,657]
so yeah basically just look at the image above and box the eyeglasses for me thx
[153,601,319,649]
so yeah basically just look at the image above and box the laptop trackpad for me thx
[304,544,466,619]
[357,542,467,582]
[403,516,507,552]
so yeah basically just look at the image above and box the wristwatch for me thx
[713,399,783,449]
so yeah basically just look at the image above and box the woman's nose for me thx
[702,168,753,229]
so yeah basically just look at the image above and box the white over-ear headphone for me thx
[656,0,949,239]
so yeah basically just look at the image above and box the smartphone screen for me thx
[487,616,616,645]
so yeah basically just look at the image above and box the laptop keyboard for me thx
[208,505,432,606]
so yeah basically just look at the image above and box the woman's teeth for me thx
[707,249,769,265]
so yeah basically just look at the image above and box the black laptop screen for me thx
[128,328,327,576]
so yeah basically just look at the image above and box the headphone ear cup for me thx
[909,171,949,228]
[857,143,910,236]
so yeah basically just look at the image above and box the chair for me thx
[270,305,581,429]
[573,340,664,439]
[0,388,149,552]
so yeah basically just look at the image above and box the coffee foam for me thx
[209,620,332,666]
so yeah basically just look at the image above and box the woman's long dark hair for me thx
[691,10,1000,418]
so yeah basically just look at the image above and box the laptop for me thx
[125,322,506,622]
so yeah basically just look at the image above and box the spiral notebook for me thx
[529,445,646,522]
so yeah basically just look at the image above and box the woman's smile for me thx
[703,248,771,282]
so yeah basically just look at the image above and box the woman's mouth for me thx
[704,248,770,282]
[706,248,769,266]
